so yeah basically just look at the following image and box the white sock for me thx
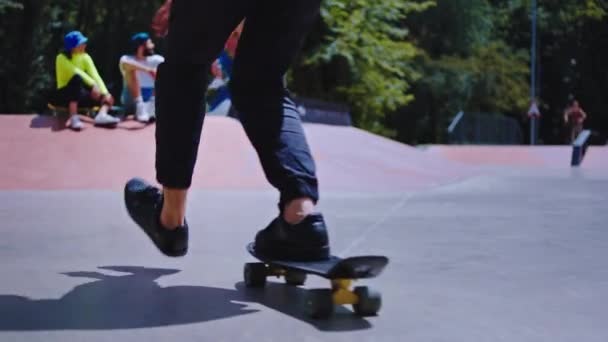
[146,96,156,117]
[134,96,144,104]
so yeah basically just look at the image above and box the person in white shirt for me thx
[119,32,164,123]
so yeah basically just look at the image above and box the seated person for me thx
[206,60,232,115]
[52,31,120,131]
[119,32,164,123]
[206,23,242,116]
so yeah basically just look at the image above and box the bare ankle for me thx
[160,187,188,229]
[160,211,184,230]
[283,197,315,225]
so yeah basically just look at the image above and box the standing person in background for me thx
[564,100,587,143]
[52,31,120,130]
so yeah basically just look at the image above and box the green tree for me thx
[291,0,433,136]
[393,0,530,144]
[492,0,608,143]
[2,0,607,145]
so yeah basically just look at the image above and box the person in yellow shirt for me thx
[52,31,120,130]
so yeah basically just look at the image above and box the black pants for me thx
[155,0,321,207]
[52,75,98,108]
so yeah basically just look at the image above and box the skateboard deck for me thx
[244,242,389,318]
[246,243,388,279]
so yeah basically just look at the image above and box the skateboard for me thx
[245,243,389,319]
[47,103,125,118]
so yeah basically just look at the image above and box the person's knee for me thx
[229,75,284,113]
[156,62,209,116]
[158,62,208,90]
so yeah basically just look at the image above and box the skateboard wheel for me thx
[284,271,307,286]
[353,286,382,316]
[305,289,334,319]
[244,263,267,288]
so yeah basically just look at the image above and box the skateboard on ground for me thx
[47,103,125,119]
[245,243,389,319]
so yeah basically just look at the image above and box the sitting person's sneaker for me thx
[135,102,151,123]
[145,98,155,120]
[94,111,120,126]
[68,115,84,131]
[124,178,188,257]
[254,213,330,261]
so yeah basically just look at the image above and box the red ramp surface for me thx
[2,115,605,191]
[0,115,473,191]
[425,145,572,167]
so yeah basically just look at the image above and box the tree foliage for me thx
[291,0,433,136]
[1,0,607,144]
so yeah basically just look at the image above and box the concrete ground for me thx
[1,115,606,342]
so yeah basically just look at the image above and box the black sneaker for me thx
[124,178,188,257]
[254,213,330,261]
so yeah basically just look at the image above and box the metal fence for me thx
[448,111,523,145]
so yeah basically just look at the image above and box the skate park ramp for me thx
[1,115,480,191]
[1,114,607,342]
[425,144,608,169]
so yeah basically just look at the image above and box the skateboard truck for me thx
[244,262,383,319]
[332,279,358,305]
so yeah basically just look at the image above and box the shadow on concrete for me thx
[28,114,151,132]
[29,115,67,132]
[234,281,372,332]
[0,266,256,331]
[0,266,372,332]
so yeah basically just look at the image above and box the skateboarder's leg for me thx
[156,0,247,192]
[124,0,247,257]
[230,0,330,260]
[230,0,322,221]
